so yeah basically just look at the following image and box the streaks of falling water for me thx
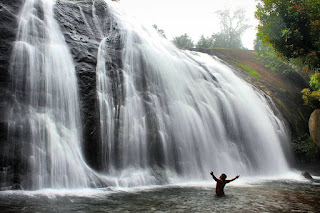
[7,0,99,189]
[96,0,292,187]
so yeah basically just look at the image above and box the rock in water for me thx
[302,171,313,180]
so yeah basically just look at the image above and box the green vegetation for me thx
[309,72,320,91]
[152,24,166,38]
[302,72,320,109]
[172,33,194,49]
[211,9,250,49]
[254,40,299,75]
[255,0,320,108]
[280,88,287,93]
[256,0,320,71]
[235,62,261,78]
[292,135,320,163]
[196,35,213,49]
[173,8,250,50]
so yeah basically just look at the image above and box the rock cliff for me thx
[54,0,124,170]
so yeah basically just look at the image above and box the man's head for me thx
[220,173,227,180]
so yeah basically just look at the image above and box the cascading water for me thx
[4,0,292,190]
[6,0,101,189]
[96,0,292,186]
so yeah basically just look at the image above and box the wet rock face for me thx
[309,109,320,148]
[0,0,24,190]
[0,0,22,135]
[54,0,123,170]
[0,0,123,188]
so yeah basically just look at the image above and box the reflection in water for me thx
[0,180,319,212]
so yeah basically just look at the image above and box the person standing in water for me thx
[210,171,240,196]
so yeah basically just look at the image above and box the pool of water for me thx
[1,179,319,212]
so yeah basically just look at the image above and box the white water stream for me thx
[7,0,100,189]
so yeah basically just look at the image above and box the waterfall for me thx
[3,0,292,190]
[7,0,100,189]
[96,1,292,186]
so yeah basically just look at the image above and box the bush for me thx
[302,72,320,109]
[309,72,320,91]
[254,40,298,75]
[172,33,194,49]
[292,135,320,163]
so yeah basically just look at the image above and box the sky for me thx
[119,0,259,50]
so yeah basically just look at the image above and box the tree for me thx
[302,73,320,109]
[256,0,320,109]
[255,39,298,75]
[152,24,166,38]
[172,33,194,49]
[196,35,213,49]
[211,9,251,49]
[255,0,320,71]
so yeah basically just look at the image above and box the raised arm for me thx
[210,171,218,182]
[226,175,240,183]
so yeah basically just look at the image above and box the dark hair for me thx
[221,173,227,180]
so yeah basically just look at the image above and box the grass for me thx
[235,62,261,78]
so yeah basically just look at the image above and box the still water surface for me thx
[1,179,319,212]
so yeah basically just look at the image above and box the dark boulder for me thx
[302,171,313,180]
[309,109,320,148]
